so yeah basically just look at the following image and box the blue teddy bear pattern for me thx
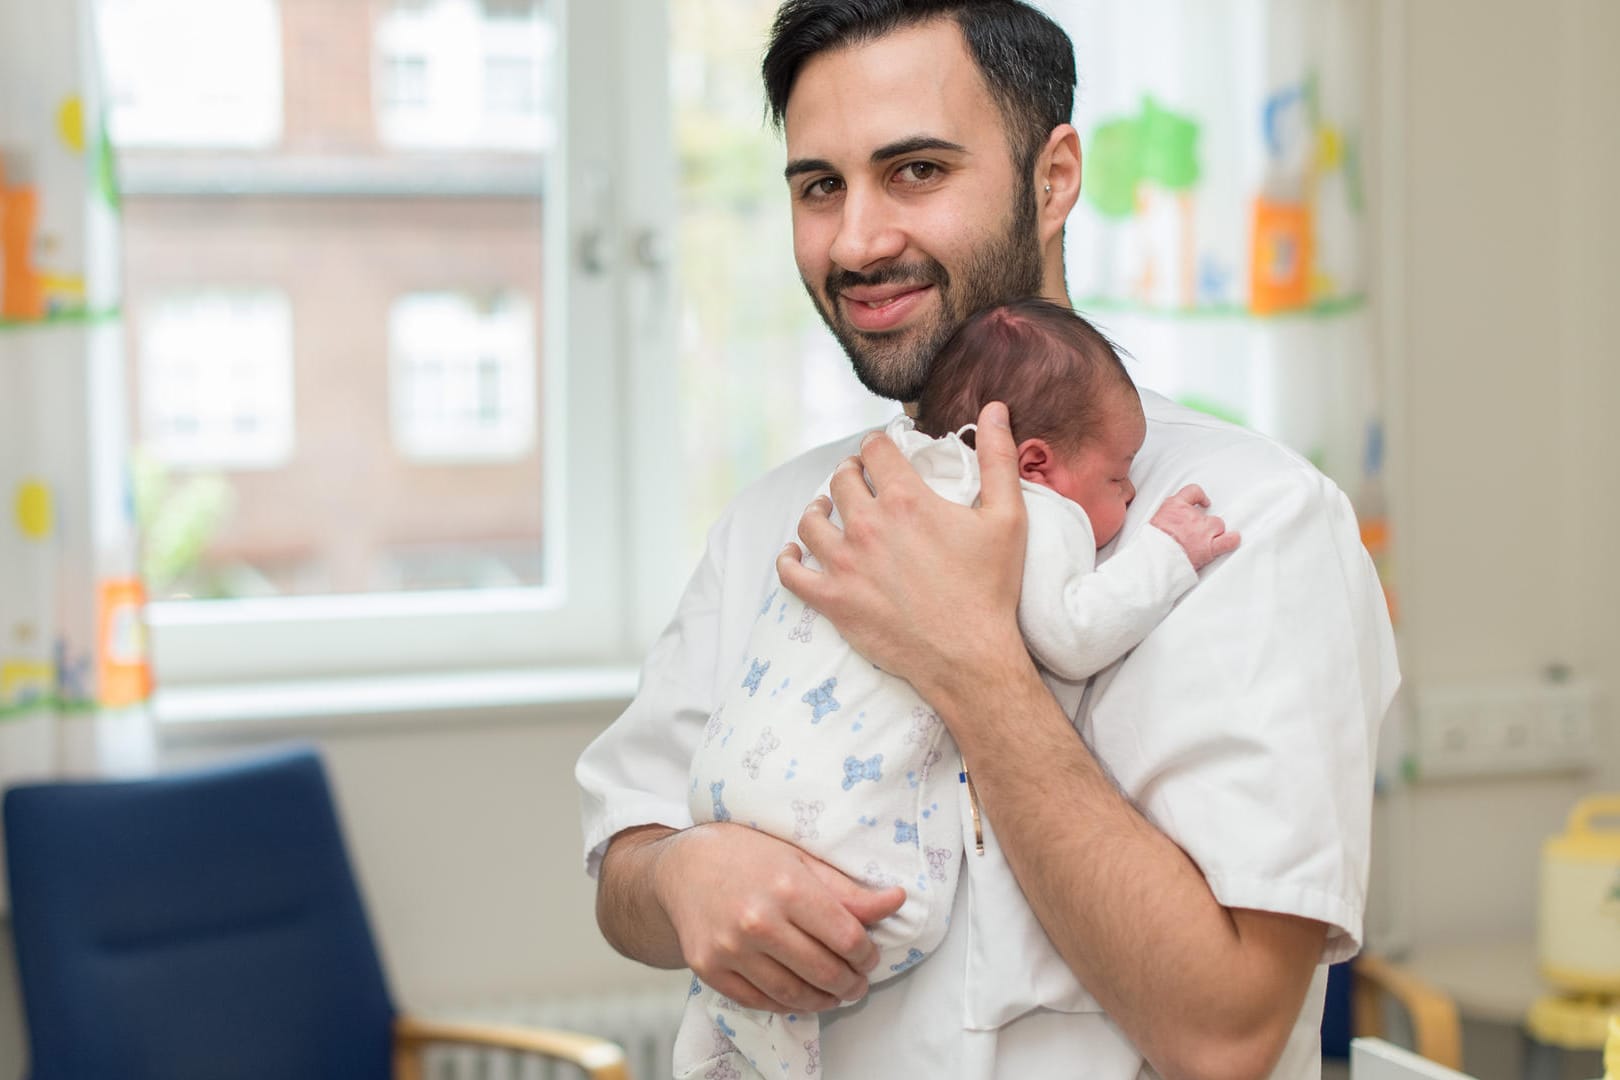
[841,754,882,791]
[801,677,839,723]
[741,658,770,697]
[710,780,731,823]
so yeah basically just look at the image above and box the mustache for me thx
[825,259,950,298]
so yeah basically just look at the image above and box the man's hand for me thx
[1148,484,1240,571]
[777,400,1029,705]
[645,822,905,1014]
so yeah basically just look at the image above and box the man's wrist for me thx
[916,625,1042,740]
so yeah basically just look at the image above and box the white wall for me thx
[1384,0,1620,951]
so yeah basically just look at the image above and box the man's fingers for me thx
[972,401,1022,510]
[776,543,819,602]
[799,858,902,971]
[762,922,871,1003]
[826,458,873,513]
[846,883,906,928]
[855,429,914,493]
[708,961,839,1015]
[797,497,841,558]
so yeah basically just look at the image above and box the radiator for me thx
[420,987,686,1080]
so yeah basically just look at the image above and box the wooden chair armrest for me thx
[1352,953,1465,1071]
[393,1014,630,1080]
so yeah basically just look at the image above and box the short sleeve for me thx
[1085,450,1398,963]
[575,516,728,878]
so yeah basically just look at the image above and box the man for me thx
[576,2,1397,1077]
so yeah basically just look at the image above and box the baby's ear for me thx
[1016,438,1056,484]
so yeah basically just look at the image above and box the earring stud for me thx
[1044,184,1052,193]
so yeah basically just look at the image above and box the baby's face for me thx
[1043,399,1145,547]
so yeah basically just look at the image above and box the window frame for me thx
[145,0,682,692]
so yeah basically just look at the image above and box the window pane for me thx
[106,0,553,602]
[670,0,898,566]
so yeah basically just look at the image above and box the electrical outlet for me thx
[1412,680,1603,780]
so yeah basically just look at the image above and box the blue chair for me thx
[4,747,626,1080]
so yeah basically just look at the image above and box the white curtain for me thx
[1043,0,1394,620]
[0,0,155,797]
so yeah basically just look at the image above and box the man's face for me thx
[782,20,1044,402]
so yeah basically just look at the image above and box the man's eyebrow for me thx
[783,157,835,181]
[782,136,969,181]
[869,135,968,163]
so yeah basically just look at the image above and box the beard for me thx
[803,181,1044,402]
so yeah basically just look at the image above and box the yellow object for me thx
[1317,126,1344,171]
[1525,993,1613,1051]
[14,480,53,539]
[1607,1012,1620,1078]
[0,659,54,707]
[1540,795,1620,995]
[56,96,85,154]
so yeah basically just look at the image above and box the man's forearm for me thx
[923,646,1320,1080]
[595,824,687,970]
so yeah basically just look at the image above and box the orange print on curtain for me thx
[96,578,152,707]
[0,163,46,321]
[1249,197,1313,314]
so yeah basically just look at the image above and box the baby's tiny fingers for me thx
[1177,484,1209,507]
[1213,531,1241,556]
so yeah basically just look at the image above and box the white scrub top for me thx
[576,389,1399,1080]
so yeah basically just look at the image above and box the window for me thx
[108,0,681,688]
[96,0,282,148]
[137,291,295,470]
[374,0,556,151]
[388,291,537,463]
[669,0,898,565]
[382,55,430,111]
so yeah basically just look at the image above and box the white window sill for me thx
[155,665,640,746]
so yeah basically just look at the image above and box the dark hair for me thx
[762,0,1076,175]
[914,299,1135,454]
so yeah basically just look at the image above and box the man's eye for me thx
[803,177,842,199]
[897,162,938,183]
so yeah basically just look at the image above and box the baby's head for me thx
[915,299,1144,546]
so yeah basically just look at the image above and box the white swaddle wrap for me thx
[674,416,1196,1080]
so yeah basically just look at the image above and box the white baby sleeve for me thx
[1018,488,1199,682]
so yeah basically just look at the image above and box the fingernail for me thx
[985,402,1010,429]
[860,431,881,448]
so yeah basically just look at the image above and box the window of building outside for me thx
[388,290,537,464]
[104,0,659,689]
[374,0,555,151]
[137,290,296,471]
[96,0,282,148]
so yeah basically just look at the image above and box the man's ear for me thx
[1036,124,1082,244]
[1017,437,1057,484]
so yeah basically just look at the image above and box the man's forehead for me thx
[781,20,1003,161]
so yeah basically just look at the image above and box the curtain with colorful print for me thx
[0,0,155,809]
[1044,0,1396,621]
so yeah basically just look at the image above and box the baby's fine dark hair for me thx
[914,299,1136,453]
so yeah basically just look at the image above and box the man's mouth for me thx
[837,284,934,332]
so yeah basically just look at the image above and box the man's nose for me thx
[828,184,906,271]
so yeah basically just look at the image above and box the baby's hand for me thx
[1149,484,1240,571]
